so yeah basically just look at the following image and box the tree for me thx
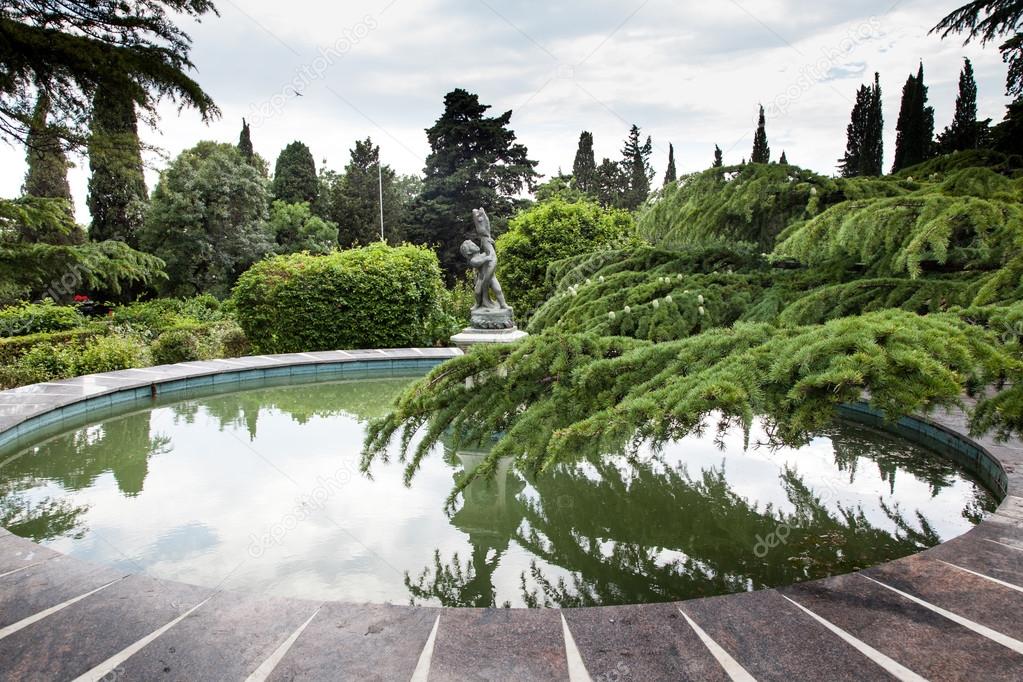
[0,1,218,146]
[779,150,788,165]
[713,145,723,167]
[22,93,83,244]
[238,118,254,162]
[268,201,337,254]
[87,79,147,247]
[595,157,627,209]
[933,0,1023,97]
[892,63,935,172]
[751,105,771,164]
[329,137,403,247]
[572,131,597,193]
[272,141,318,205]
[938,58,981,153]
[620,124,653,210]
[838,73,883,177]
[407,89,538,277]
[663,143,677,186]
[140,142,273,297]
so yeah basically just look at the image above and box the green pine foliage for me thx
[87,80,148,247]
[362,310,1014,494]
[637,163,836,250]
[572,132,597,194]
[774,168,1023,277]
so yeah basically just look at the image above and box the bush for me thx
[0,325,108,365]
[111,294,224,336]
[150,325,205,364]
[0,300,85,337]
[232,243,446,353]
[74,335,148,375]
[496,198,635,316]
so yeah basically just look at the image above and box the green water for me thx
[0,376,997,607]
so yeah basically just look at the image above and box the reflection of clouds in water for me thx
[0,382,996,607]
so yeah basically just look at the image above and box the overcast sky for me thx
[0,0,1013,224]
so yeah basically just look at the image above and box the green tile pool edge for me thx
[0,357,444,454]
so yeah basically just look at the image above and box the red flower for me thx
[73,295,89,302]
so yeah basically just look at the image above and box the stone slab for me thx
[267,602,438,681]
[564,601,730,681]
[430,608,568,681]
[117,590,317,680]
[0,574,211,681]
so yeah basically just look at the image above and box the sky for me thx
[0,0,1014,224]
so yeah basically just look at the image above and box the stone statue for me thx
[460,208,514,330]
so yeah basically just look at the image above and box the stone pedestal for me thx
[450,326,528,351]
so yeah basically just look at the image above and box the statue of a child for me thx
[460,208,508,311]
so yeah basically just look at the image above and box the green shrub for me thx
[232,243,446,353]
[496,198,635,315]
[112,294,224,336]
[74,335,148,375]
[0,300,85,337]
[0,325,108,365]
[150,325,205,364]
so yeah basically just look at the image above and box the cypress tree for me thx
[87,79,148,247]
[839,73,883,177]
[620,124,653,210]
[750,105,770,164]
[663,143,677,186]
[937,58,979,153]
[238,118,254,162]
[23,92,83,244]
[331,137,403,247]
[272,141,318,204]
[713,145,723,167]
[572,131,597,193]
[892,63,935,172]
[779,150,788,165]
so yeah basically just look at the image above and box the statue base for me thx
[469,306,516,330]
[450,326,529,351]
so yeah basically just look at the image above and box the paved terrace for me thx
[0,348,1021,681]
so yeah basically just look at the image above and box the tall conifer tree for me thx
[407,89,538,278]
[713,145,723,167]
[892,63,935,172]
[620,124,653,210]
[273,141,318,204]
[87,79,148,246]
[750,105,770,164]
[937,58,980,152]
[23,92,83,244]
[572,131,597,193]
[663,143,677,186]
[839,72,883,177]
[238,118,254,162]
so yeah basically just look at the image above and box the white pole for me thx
[378,155,385,242]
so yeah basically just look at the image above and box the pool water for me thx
[0,376,997,608]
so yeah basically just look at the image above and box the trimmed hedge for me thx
[0,300,85,337]
[231,243,447,353]
[0,324,108,365]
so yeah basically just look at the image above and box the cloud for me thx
[0,0,1013,223]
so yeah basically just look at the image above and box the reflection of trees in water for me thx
[825,420,963,496]
[169,379,412,440]
[0,411,167,541]
[409,436,985,608]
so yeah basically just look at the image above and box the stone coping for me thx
[0,349,1022,680]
